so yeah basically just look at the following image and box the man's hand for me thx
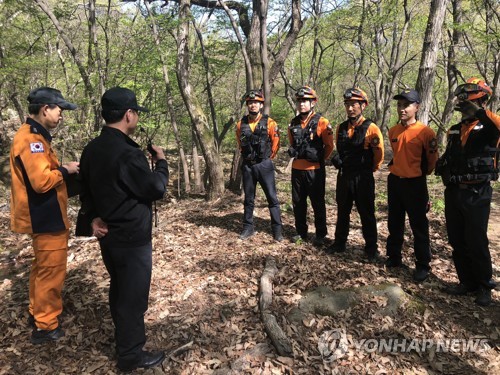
[457,100,481,118]
[149,145,166,163]
[63,161,80,174]
[91,217,108,239]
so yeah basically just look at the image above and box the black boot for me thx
[326,241,346,254]
[31,326,65,345]
[239,228,255,240]
[475,288,492,307]
[118,351,165,372]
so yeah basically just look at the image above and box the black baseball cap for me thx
[27,87,77,110]
[393,89,420,103]
[101,87,149,112]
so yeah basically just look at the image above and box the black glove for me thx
[456,100,480,118]
[331,151,342,169]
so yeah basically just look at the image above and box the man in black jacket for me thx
[77,87,169,372]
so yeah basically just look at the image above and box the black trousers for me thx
[100,242,152,369]
[291,167,327,238]
[386,173,431,270]
[445,183,494,289]
[241,159,282,233]
[335,170,377,253]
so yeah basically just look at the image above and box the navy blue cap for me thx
[28,87,77,110]
[393,89,420,103]
[101,87,149,112]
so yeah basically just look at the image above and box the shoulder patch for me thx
[429,138,438,151]
[30,142,45,153]
[370,137,381,147]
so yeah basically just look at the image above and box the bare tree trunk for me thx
[438,0,463,146]
[34,0,99,128]
[228,148,242,193]
[192,129,204,193]
[192,20,221,148]
[219,0,253,92]
[88,0,105,98]
[259,0,271,114]
[369,0,413,134]
[177,0,224,200]
[144,0,191,194]
[415,0,450,125]
[9,92,24,124]
[353,0,367,86]
[268,0,303,87]
[247,0,263,87]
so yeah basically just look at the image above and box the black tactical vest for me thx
[443,120,499,182]
[336,119,374,171]
[288,113,323,162]
[240,114,271,162]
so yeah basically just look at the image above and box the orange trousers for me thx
[29,230,69,330]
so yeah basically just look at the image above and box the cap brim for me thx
[136,105,149,113]
[58,101,78,110]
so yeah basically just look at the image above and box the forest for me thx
[0,0,499,374]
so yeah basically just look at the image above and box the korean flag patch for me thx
[30,142,45,153]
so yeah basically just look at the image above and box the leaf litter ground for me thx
[0,165,498,374]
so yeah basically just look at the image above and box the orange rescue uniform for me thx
[388,121,438,177]
[10,118,70,330]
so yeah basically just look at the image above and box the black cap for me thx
[393,89,420,103]
[28,87,77,110]
[101,87,149,112]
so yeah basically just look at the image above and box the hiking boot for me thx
[385,258,403,268]
[413,268,429,282]
[273,231,284,242]
[365,251,380,263]
[31,326,65,345]
[239,228,255,240]
[474,288,492,307]
[312,235,326,247]
[325,241,346,254]
[444,283,478,296]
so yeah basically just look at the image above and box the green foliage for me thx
[0,0,498,165]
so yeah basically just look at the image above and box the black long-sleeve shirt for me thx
[78,126,168,247]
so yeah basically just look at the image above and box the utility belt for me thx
[448,172,498,185]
